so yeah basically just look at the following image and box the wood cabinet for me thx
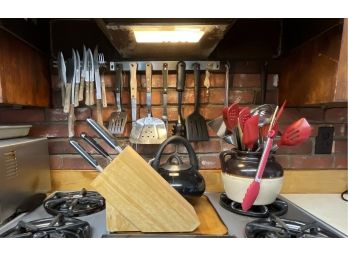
[0,28,50,107]
[279,19,347,105]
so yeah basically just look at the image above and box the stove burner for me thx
[44,188,105,217]
[245,214,339,238]
[0,214,91,238]
[219,193,288,218]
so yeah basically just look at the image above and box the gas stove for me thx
[206,192,347,238]
[0,190,107,238]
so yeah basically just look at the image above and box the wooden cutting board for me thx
[106,195,228,235]
[91,146,200,233]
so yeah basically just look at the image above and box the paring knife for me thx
[74,50,81,106]
[94,46,103,126]
[79,45,87,101]
[88,48,95,106]
[58,52,66,109]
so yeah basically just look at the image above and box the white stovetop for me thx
[282,194,348,236]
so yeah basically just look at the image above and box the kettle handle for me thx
[219,149,237,172]
[152,135,199,171]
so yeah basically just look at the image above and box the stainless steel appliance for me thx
[0,137,51,224]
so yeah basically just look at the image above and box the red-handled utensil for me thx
[273,118,312,151]
[242,129,276,211]
[223,100,240,131]
[242,115,259,151]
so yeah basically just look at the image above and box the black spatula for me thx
[185,63,209,141]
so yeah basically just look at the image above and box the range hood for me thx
[96,18,235,60]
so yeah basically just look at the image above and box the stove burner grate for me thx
[219,193,288,218]
[0,214,91,238]
[245,214,339,238]
[44,188,105,217]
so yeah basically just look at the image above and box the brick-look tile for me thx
[334,140,347,153]
[324,108,348,123]
[334,154,348,169]
[0,109,45,123]
[275,140,313,155]
[233,74,261,88]
[288,155,334,169]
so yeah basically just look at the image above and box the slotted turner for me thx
[242,115,260,151]
[129,63,167,144]
[185,63,209,142]
[108,64,127,135]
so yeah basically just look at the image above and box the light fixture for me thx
[133,26,205,43]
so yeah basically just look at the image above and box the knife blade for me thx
[162,63,168,127]
[79,45,87,101]
[58,51,66,108]
[74,50,81,106]
[63,56,74,113]
[94,46,103,125]
[88,48,95,106]
[68,49,77,137]
[84,48,91,105]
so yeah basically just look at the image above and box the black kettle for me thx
[151,135,205,199]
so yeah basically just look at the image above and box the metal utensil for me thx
[172,61,186,137]
[79,45,87,101]
[94,46,103,126]
[67,50,77,137]
[86,118,122,153]
[162,63,168,128]
[185,63,209,142]
[98,53,108,108]
[108,64,127,135]
[84,48,91,105]
[129,63,167,144]
[69,139,103,172]
[74,50,81,107]
[129,62,137,126]
[88,48,95,106]
[80,132,112,162]
[57,51,66,108]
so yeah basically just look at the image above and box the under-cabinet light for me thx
[134,28,205,43]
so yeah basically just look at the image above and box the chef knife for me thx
[64,56,74,114]
[88,48,95,106]
[84,47,91,106]
[94,46,103,126]
[79,45,87,101]
[67,49,77,137]
[74,50,81,106]
[58,51,66,109]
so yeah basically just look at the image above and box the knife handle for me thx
[81,132,112,162]
[101,75,108,108]
[96,99,103,126]
[68,104,75,137]
[129,62,137,123]
[69,139,103,172]
[85,81,90,105]
[64,83,72,113]
[86,118,122,154]
[74,82,80,107]
[79,79,85,101]
[90,82,95,105]
[176,61,186,92]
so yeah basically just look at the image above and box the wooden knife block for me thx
[91,146,200,232]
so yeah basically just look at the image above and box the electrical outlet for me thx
[315,127,334,154]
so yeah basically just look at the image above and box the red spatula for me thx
[275,118,312,150]
[223,99,240,131]
[242,115,259,151]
